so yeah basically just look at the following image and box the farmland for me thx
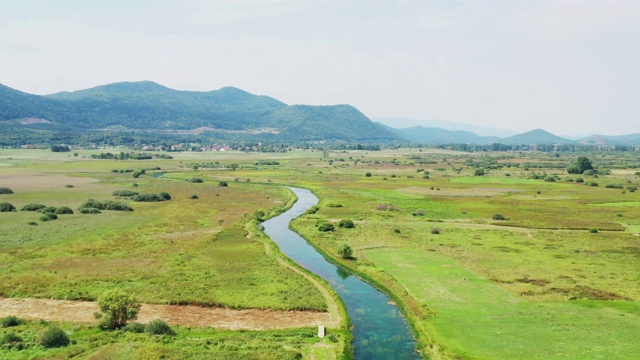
[1,147,640,359]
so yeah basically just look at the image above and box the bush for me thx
[1,316,23,328]
[80,208,101,214]
[316,220,335,232]
[474,168,486,176]
[65,184,74,188]
[589,228,599,233]
[133,194,164,202]
[145,319,176,336]
[40,213,58,221]
[0,332,22,346]
[94,290,141,330]
[55,206,74,215]
[326,203,343,208]
[575,177,584,183]
[112,190,139,197]
[79,199,133,211]
[605,184,623,189]
[188,177,203,183]
[123,322,146,333]
[39,325,69,348]
[0,202,16,212]
[305,206,320,215]
[27,221,38,226]
[189,194,199,199]
[431,227,441,234]
[0,187,13,194]
[132,169,146,178]
[365,172,372,177]
[40,206,57,214]
[218,181,228,187]
[159,192,171,200]
[337,244,353,259]
[627,186,637,192]
[338,219,355,228]
[492,213,508,221]
[413,210,425,216]
[587,181,598,187]
[21,203,46,212]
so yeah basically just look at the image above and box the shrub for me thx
[605,184,623,189]
[474,168,485,176]
[188,177,203,183]
[40,213,58,222]
[132,169,145,178]
[413,210,425,216]
[544,176,556,182]
[393,228,401,234]
[80,199,133,211]
[55,206,74,215]
[145,319,176,336]
[133,194,164,202]
[80,208,101,214]
[316,220,335,232]
[159,192,171,200]
[40,206,57,214]
[365,172,372,177]
[587,181,598,187]
[575,177,584,183]
[376,204,388,211]
[94,290,141,330]
[305,206,320,215]
[218,181,228,187]
[337,244,353,259]
[0,332,22,346]
[0,202,16,212]
[492,213,507,221]
[21,203,46,212]
[189,194,199,199]
[65,184,74,188]
[627,186,637,192]
[123,322,146,333]
[338,219,355,228]
[327,203,343,208]
[589,228,599,233]
[39,325,69,348]
[0,187,13,194]
[27,221,38,226]
[112,190,139,197]
[431,227,442,234]
[1,316,23,328]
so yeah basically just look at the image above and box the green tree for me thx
[253,210,266,221]
[337,244,353,259]
[567,156,593,174]
[94,290,141,330]
[226,163,239,171]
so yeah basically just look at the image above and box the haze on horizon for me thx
[1,0,638,137]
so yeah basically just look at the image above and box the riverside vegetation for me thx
[0,147,639,359]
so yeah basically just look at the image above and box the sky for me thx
[1,0,639,137]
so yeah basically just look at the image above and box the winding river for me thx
[262,187,419,359]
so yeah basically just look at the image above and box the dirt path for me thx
[0,297,332,330]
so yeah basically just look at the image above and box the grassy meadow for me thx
[1,147,640,359]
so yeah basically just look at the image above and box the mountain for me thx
[385,125,501,144]
[0,81,400,142]
[373,117,518,137]
[500,129,576,145]
[578,133,640,146]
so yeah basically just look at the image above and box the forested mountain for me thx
[0,81,400,142]
[499,129,577,145]
[386,125,501,144]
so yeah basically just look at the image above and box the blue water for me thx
[262,187,420,360]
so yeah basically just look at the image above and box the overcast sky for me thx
[1,0,639,136]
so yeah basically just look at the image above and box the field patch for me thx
[397,186,523,197]
[591,201,640,207]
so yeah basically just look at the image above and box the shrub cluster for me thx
[605,184,623,189]
[40,213,58,222]
[188,178,203,183]
[133,192,171,202]
[305,206,320,215]
[0,202,16,212]
[0,187,14,194]
[56,206,74,215]
[21,203,46,212]
[79,199,133,211]
[1,316,23,328]
[80,208,102,214]
[492,213,509,221]
[112,190,139,197]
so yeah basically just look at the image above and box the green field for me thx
[2,148,640,359]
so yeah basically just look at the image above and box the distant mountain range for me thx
[374,117,518,137]
[1,81,639,146]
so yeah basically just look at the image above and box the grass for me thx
[0,320,349,359]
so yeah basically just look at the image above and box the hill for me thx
[0,81,400,142]
[386,125,501,144]
[500,129,577,145]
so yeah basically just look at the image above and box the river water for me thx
[262,187,419,359]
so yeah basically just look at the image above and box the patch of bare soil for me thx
[0,297,333,330]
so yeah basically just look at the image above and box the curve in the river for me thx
[262,187,419,360]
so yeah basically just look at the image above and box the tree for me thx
[253,210,266,221]
[567,156,593,174]
[474,168,485,176]
[94,290,141,330]
[337,244,353,259]
[226,163,239,171]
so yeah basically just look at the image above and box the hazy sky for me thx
[1,0,639,136]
